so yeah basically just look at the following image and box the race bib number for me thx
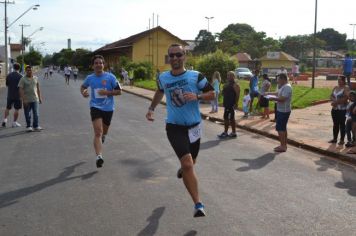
[94,88,107,99]
[188,123,202,143]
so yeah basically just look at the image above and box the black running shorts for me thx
[90,107,113,126]
[166,123,200,160]
[223,107,235,120]
[6,98,22,110]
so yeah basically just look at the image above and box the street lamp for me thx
[350,23,356,50]
[205,16,214,32]
[27,26,43,39]
[3,3,40,75]
[311,0,318,89]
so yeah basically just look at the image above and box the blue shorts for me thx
[243,106,249,113]
[250,91,259,99]
[276,111,291,131]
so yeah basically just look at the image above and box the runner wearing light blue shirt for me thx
[146,44,215,218]
[82,72,120,111]
[157,70,208,126]
[81,55,122,168]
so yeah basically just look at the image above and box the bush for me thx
[127,61,154,80]
[196,50,238,82]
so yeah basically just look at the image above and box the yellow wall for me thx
[261,60,294,69]
[132,29,185,72]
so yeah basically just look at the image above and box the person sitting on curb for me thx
[218,71,240,138]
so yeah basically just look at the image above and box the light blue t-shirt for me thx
[82,72,121,111]
[158,70,209,126]
[212,79,220,93]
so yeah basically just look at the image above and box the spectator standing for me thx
[249,70,260,113]
[343,54,354,86]
[259,74,271,119]
[210,71,221,113]
[266,74,292,152]
[329,75,350,145]
[1,63,23,128]
[242,89,251,118]
[18,65,43,132]
[217,71,240,138]
[345,91,356,147]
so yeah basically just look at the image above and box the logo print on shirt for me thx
[101,79,107,86]
[170,88,186,107]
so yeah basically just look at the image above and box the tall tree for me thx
[193,30,217,55]
[316,28,347,50]
[281,35,325,59]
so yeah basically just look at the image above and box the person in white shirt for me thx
[64,66,71,85]
[265,73,292,152]
[121,68,129,85]
[73,66,79,82]
[291,63,299,84]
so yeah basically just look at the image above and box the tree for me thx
[196,50,238,82]
[193,30,217,55]
[217,23,279,58]
[23,47,42,65]
[281,35,325,59]
[71,48,92,70]
[316,28,347,50]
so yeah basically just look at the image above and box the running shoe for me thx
[228,132,237,138]
[96,155,104,168]
[345,142,355,147]
[177,168,183,179]
[194,202,206,217]
[33,126,43,132]
[217,132,228,138]
[101,135,106,144]
[26,127,33,132]
[1,120,7,127]
[12,122,21,128]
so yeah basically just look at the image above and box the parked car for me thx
[235,67,253,79]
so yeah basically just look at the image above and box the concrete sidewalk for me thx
[122,85,356,164]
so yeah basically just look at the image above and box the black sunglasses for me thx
[169,52,184,58]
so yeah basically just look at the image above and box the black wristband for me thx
[148,106,155,112]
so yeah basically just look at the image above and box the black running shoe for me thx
[194,202,206,217]
[177,168,183,179]
[96,155,104,168]
[1,121,6,127]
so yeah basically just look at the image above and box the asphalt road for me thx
[0,71,355,236]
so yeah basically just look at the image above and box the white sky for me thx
[1,0,355,54]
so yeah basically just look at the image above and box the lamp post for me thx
[205,16,214,32]
[1,3,39,75]
[350,23,356,50]
[311,0,318,89]
[20,24,30,74]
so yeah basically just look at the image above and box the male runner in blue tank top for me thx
[146,44,215,217]
[81,55,122,168]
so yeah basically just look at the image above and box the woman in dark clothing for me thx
[329,76,350,145]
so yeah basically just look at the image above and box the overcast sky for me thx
[1,0,355,54]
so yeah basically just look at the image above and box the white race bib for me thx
[94,88,107,99]
[188,123,202,143]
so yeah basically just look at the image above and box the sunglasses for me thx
[169,52,184,58]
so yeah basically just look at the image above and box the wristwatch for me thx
[148,106,155,112]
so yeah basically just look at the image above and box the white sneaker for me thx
[33,126,43,132]
[26,127,33,132]
[12,122,21,128]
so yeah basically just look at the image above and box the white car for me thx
[235,67,253,79]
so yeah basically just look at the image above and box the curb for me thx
[123,88,356,166]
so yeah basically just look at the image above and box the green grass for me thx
[134,79,332,110]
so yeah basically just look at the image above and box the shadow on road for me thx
[0,130,29,139]
[137,206,165,236]
[200,137,239,150]
[0,162,97,208]
[233,153,278,172]
[184,230,198,236]
[314,158,356,197]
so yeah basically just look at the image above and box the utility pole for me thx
[1,0,15,76]
[311,0,318,89]
[20,24,30,74]
[205,16,214,32]
[350,24,356,50]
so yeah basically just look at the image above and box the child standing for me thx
[243,88,251,118]
[346,91,356,147]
